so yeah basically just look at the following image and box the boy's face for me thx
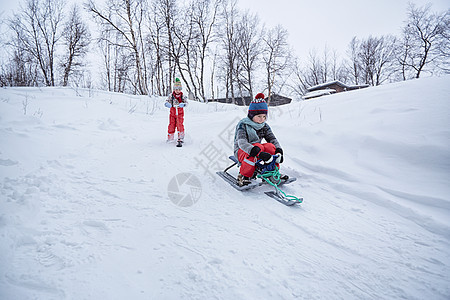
[252,114,267,124]
[174,88,181,95]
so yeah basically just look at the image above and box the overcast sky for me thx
[1,0,448,71]
[237,0,450,60]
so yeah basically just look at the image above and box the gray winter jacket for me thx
[234,121,281,158]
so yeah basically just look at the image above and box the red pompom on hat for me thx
[255,93,265,99]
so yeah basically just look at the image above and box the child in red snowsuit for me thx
[165,78,188,142]
[233,93,286,186]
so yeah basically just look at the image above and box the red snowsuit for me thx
[237,142,277,177]
[167,92,187,139]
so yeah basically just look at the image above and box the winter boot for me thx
[237,174,252,187]
[178,131,185,142]
[280,174,289,181]
[167,133,175,142]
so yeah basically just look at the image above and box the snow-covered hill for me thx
[1,77,449,299]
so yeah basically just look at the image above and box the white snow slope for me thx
[1,76,449,300]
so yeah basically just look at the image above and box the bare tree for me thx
[87,0,148,94]
[372,35,397,85]
[191,0,220,101]
[356,35,397,86]
[437,11,450,73]
[61,5,91,86]
[358,36,377,85]
[99,38,112,91]
[347,37,361,85]
[261,25,291,104]
[235,11,262,98]
[98,31,133,93]
[153,0,178,94]
[2,18,39,87]
[219,0,239,103]
[396,25,415,80]
[0,50,39,87]
[171,0,199,99]
[8,0,63,86]
[321,45,331,83]
[147,0,168,95]
[210,47,219,101]
[289,58,309,98]
[96,11,129,93]
[164,0,220,100]
[400,3,449,78]
[303,49,322,87]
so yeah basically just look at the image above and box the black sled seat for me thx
[216,156,296,192]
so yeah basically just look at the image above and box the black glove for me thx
[275,148,284,163]
[249,146,261,157]
[258,152,273,163]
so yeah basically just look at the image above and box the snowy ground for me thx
[1,76,449,299]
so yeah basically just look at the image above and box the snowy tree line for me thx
[0,0,448,102]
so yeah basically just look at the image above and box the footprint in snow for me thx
[0,158,18,166]
[82,220,109,232]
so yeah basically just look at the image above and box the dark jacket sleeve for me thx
[263,124,281,149]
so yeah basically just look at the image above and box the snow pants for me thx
[168,107,185,139]
[237,142,276,177]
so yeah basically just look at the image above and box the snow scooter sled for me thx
[216,155,303,206]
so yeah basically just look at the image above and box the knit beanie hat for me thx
[248,93,268,119]
[174,77,182,90]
